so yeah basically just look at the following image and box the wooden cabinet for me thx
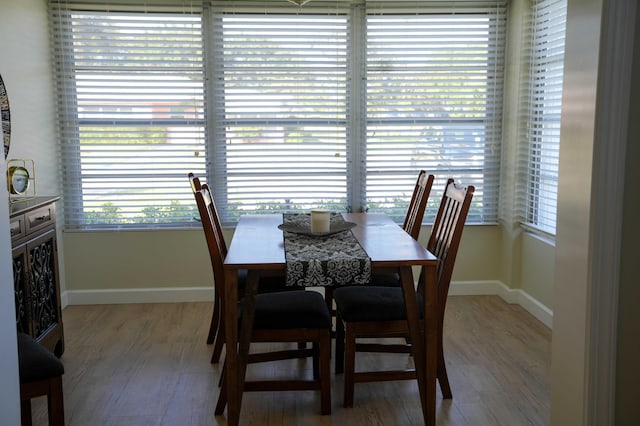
[10,196,64,356]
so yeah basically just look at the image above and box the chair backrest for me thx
[188,172,202,193]
[423,179,474,318]
[402,171,435,240]
[194,184,228,288]
[190,172,228,253]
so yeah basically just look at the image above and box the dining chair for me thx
[194,184,332,415]
[17,332,65,426]
[333,178,474,407]
[324,171,434,314]
[188,173,294,362]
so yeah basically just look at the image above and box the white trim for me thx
[63,280,553,329]
[450,280,553,329]
[64,287,214,306]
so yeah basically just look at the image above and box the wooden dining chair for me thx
[17,332,65,426]
[324,171,434,314]
[333,178,474,407]
[194,184,332,415]
[188,172,293,362]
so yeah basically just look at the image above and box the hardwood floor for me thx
[28,295,550,425]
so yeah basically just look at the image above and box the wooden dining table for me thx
[222,212,439,425]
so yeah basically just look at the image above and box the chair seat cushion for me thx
[239,290,331,330]
[237,269,293,293]
[334,286,424,322]
[17,332,64,383]
[370,272,401,287]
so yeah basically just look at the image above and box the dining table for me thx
[222,212,439,425]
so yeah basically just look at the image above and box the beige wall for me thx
[64,228,213,291]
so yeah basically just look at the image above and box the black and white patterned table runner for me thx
[283,213,371,287]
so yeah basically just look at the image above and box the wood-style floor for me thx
[28,295,550,425]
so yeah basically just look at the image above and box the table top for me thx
[224,212,436,270]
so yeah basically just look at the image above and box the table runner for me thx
[283,213,371,287]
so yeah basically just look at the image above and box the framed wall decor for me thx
[1,73,10,159]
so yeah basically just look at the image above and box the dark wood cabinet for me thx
[10,196,64,356]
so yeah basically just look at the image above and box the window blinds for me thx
[50,1,205,228]
[364,2,506,223]
[50,0,507,228]
[207,3,351,222]
[519,0,567,236]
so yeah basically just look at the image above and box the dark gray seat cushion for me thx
[334,286,424,322]
[237,269,292,293]
[17,332,64,383]
[369,272,402,287]
[239,290,331,330]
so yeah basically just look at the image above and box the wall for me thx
[0,0,65,290]
[0,159,20,426]
[550,0,601,423]
[0,0,59,423]
[615,3,640,422]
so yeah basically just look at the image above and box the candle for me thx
[310,209,330,233]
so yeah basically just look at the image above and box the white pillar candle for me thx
[310,209,331,233]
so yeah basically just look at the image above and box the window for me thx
[207,4,350,222]
[364,2,505,223]
[50,0,506,228]
[50,1,205,228]
[519,0,567,236]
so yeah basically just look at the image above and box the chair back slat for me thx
[402,171,435,240]
[423,179,474,318]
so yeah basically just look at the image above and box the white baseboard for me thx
[63,280,553,329]
[64,286,213,307]
[450,280,553,329]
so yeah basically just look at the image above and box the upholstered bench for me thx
[17,332,65,426]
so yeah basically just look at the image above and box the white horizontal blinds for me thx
[50,2,205,228]
[521,0,566,235]
[209,4,349,222]
[364,2,506,224]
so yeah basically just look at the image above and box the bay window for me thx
[50,0,506,228]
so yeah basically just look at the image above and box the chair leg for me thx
[437,335,452,399]
[210,317,225,364]
[48,376,65,426]
[312,342,320,380]
[343,323,356,408]
[206,295,221,345]
[215,375,228,415]
[334,312,345,374]
[319,332,332,415]
[20,398,32,426]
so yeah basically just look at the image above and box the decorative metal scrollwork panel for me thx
[28,239,58,338]
[12,250,29,333]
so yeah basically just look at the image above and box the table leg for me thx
[223,270,240,425]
